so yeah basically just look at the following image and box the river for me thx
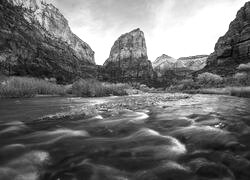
[0,94,250,180]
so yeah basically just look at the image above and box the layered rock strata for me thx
[204,2,250,76]
[0,0,96,82]
[153,54,208,77]
[103,28,154,83]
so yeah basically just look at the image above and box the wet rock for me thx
[106,128,186,170]
[135,161,194,180]
[0,151,50,180]
[189,158,235,180]
[170,126,238,150]
[48,160,130,180]
[0,168,20,180]
[76,128,186,171]
[221,152,250,179]
[0,144,27,164]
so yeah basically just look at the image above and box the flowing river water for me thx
[0,93,250,180]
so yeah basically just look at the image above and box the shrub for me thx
[179,79,201,90]
[233,72,249,85]
[72,79,129,97]
[166,79,201,92]
[197,72,223,87]
[0,76,66,98]
[237,63,250,72]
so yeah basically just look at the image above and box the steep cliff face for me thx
[153,54,177,77]
[153,54,207,77]
[204,2,250,76]
[153,54,177,69]
[178,55,208,71]
[103,28,153,83]
[0,0,95,82]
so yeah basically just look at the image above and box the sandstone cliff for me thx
[178,55,208,71]
[153,54,208,77]
[204,2,250,76]
[103,28,154,83]
[0,0,96,82]
[153,54,177,69]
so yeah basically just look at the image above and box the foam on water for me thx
[0,121,28,135]
[47,128,89,137]
[122,128,186,159]
[128,112,149,122]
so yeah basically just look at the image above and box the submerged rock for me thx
[134,161,193,180]
[170,126,238,150]
[0,151,50,180]
[189,158,235,180]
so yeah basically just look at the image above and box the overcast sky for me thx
[48,0,246,65]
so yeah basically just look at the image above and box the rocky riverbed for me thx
[0,93,250,180]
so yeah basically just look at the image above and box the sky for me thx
[47,0,246,65]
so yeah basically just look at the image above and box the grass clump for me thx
[0,76,67,98]
[72,79,130,97]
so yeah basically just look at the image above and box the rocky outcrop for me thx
[153,54,177,70]
[0,0,96,83]
[103,28,154,83]
[178,55,208,71]
[153,54,208,77]
[204,2,250,76]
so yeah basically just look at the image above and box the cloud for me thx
[46,0,247,64]
[50,0,164,31]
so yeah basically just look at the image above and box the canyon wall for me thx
[0,0,96,82]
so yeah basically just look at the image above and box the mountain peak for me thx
[103,29,153,82]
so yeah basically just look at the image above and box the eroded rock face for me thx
[204,2,250,76]
[153,54,207,77]
[103,28,154,83]
[0,0,96,83]
[178,55,208,71]
[153,54,177,71]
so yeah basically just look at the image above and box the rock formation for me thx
[204,1,250,76]
[178,55,208,71]
[153,54,208,77]
[103,28,154,83]
[0,0,96,83]
[153,54,177,70]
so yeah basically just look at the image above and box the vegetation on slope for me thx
[0,76,67,98]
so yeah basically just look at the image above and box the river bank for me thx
[183,86,250,98]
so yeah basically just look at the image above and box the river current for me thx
[0,94,250,180]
